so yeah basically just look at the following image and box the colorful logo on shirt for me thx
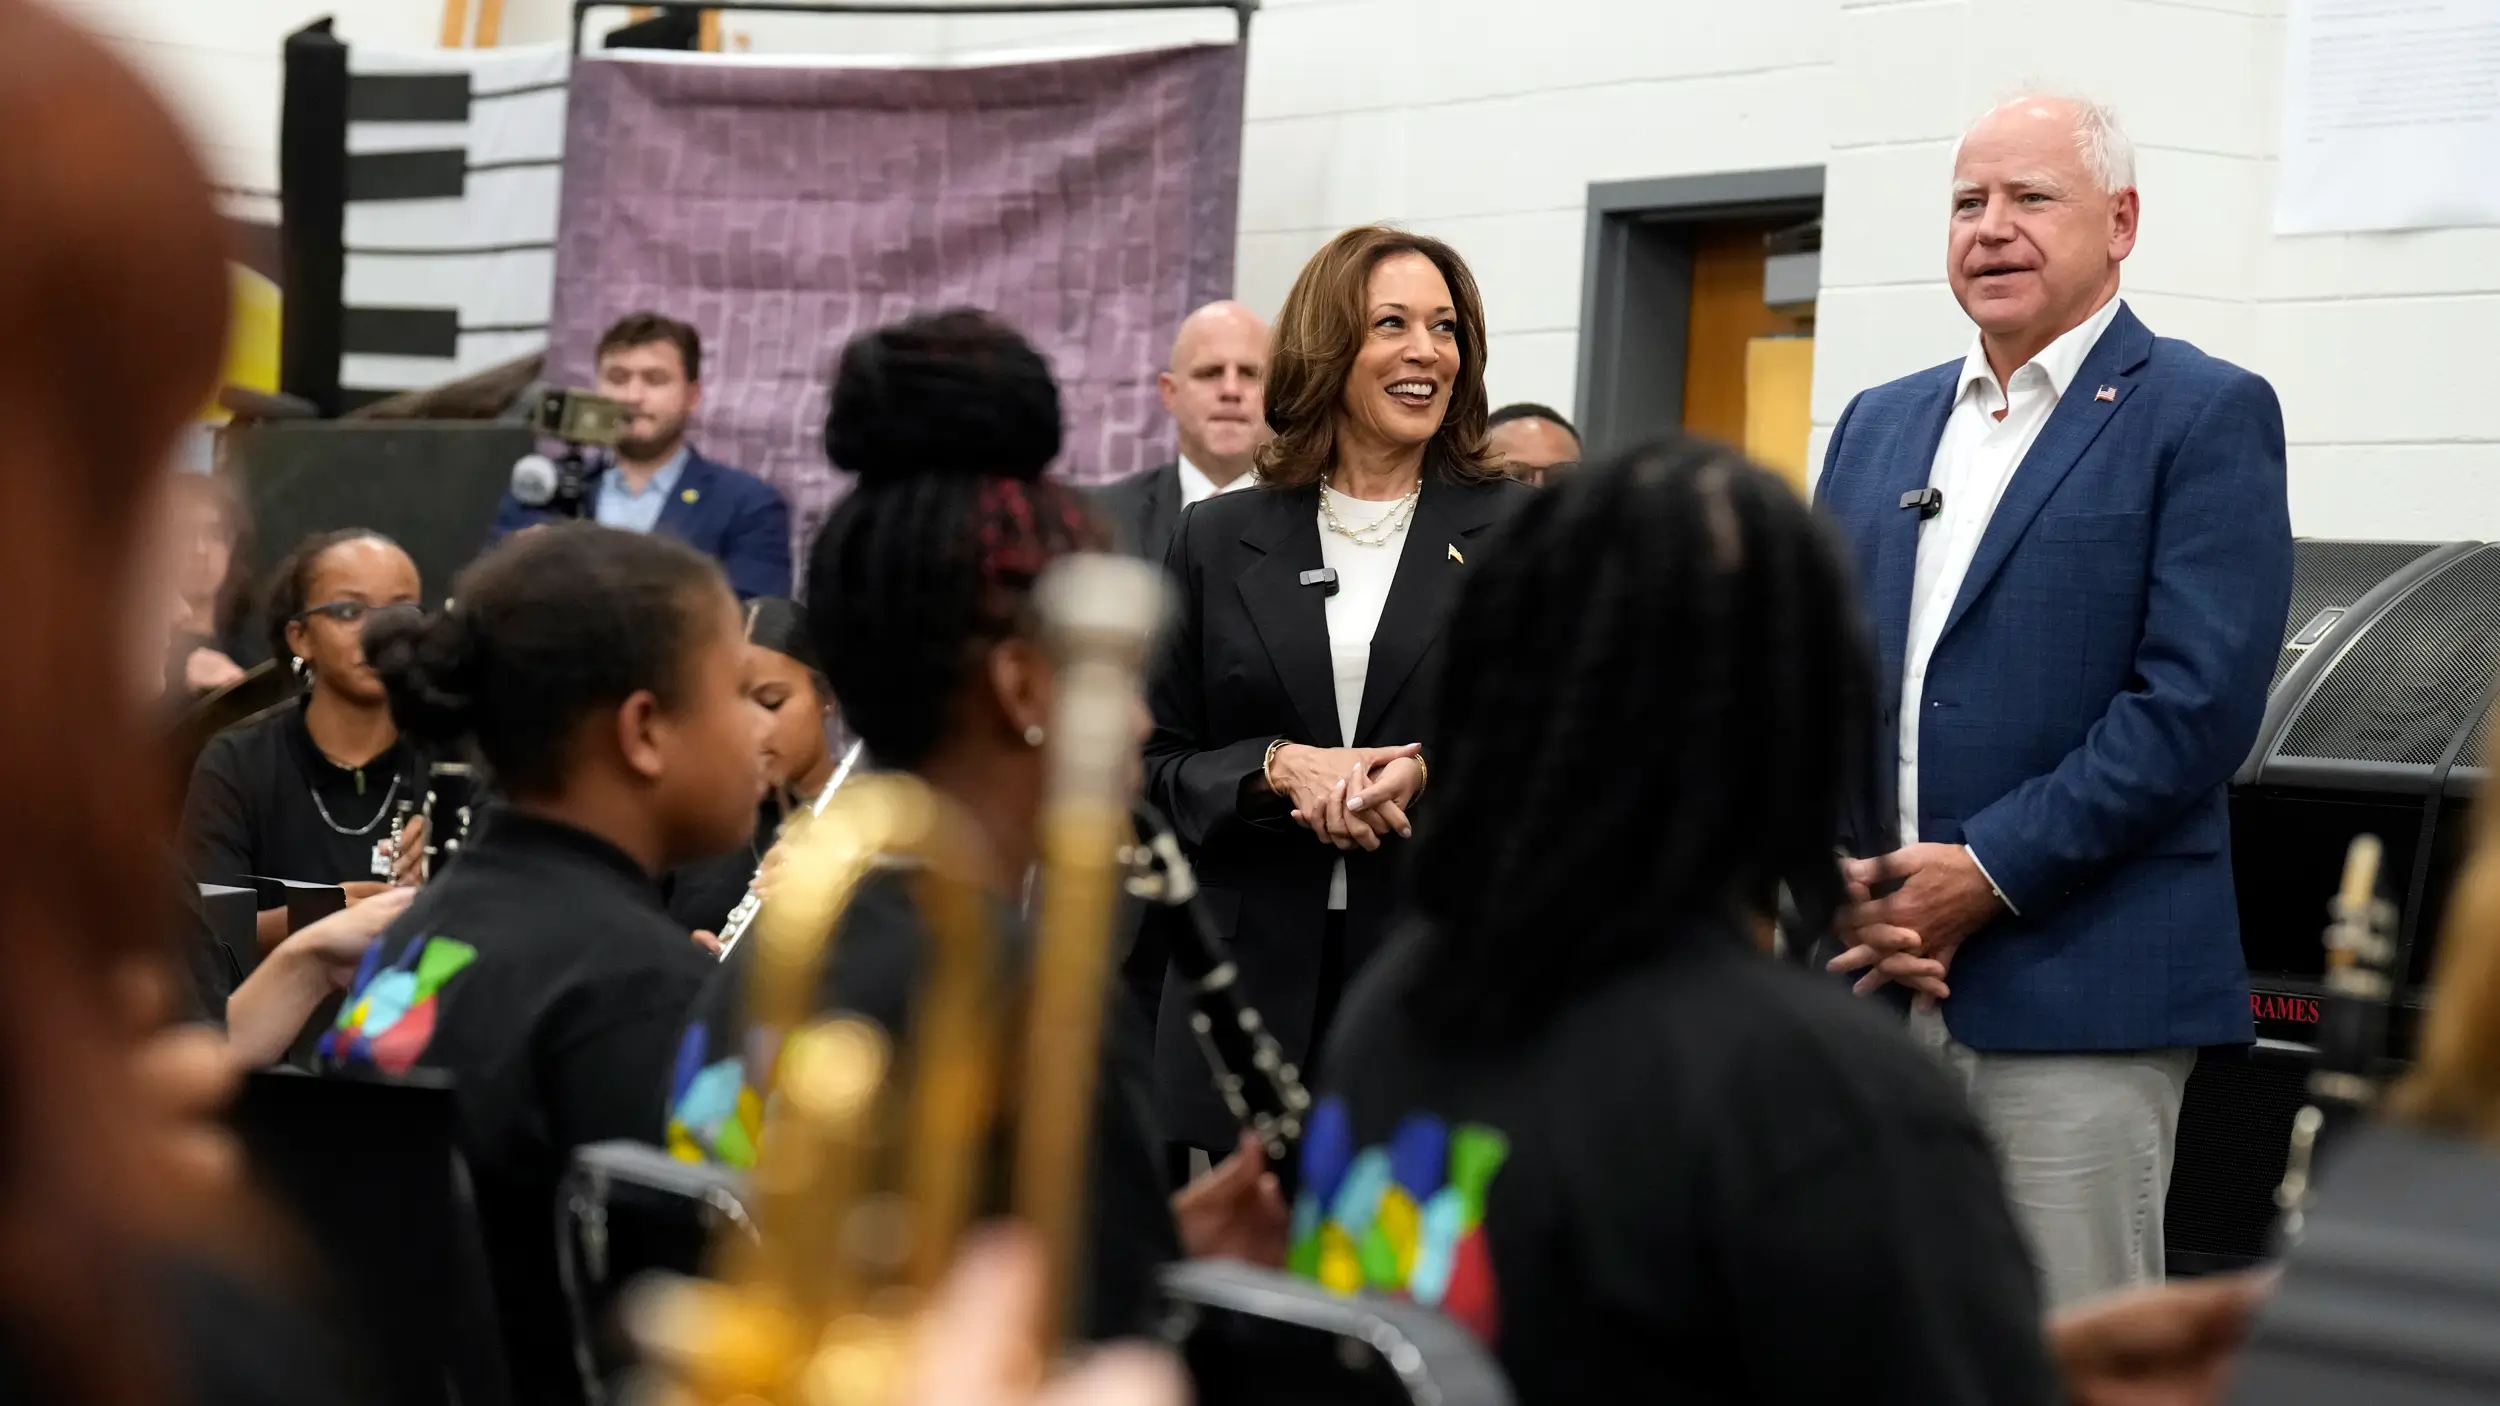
[1289,1095,1508,1344]
[319,936,477,1075]
[665,1021,777,1169]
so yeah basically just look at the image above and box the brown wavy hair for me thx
[2395,704,2500,1138]
[1255,226,1502,490]
[0,2,231,1401]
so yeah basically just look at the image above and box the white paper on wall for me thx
[2274,0,2500,235]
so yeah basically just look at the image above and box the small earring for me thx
[1023,724,1046,747]
[291,656,307,681]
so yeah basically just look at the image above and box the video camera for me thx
[510,388,631,518]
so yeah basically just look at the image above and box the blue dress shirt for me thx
[594,446,689,535]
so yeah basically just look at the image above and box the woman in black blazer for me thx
[1144,225,1531,1163]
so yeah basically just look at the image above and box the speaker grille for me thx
[2271,541,2445,691]
[2279,546,2500,766]
[2165,1051,2308,1264]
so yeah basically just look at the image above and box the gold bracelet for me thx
[1262,738,1291,794]
[1413,754,1428,799]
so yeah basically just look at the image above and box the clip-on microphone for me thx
[1899,487,1945,520]
[1298,568,1340,597]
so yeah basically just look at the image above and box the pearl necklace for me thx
[1319,480,1420,547]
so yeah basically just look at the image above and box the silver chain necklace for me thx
[1319,480,1420,547]
[309,771,404,836]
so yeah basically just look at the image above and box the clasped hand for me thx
[1268,742,1424,851]
[1827,842,2006,1006]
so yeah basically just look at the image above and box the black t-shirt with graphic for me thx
[1298,921,2062,1406]
[318,810,711,1406]
[665,865,1181,1339]
[183,699,423,890]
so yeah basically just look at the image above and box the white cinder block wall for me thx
[63,0,2500,538]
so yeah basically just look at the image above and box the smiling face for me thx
[1947,97,2137,354]
[1336,251,1460,462]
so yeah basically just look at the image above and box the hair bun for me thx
[363,605,478,747]
[824,309,1061,485]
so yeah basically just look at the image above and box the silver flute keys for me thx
[713,739,865,961]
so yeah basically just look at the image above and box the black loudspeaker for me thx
[224,422,529,611]
[2170,539,2500,1271]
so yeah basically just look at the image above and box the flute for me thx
[713,739,864,961]
[1124,801,1311,1163]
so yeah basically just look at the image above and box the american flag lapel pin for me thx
[1448,543,1464,564]
[2094,384,2118,403]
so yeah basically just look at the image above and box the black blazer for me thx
[1142,470,1530,1148]
[1087,461,1183,563]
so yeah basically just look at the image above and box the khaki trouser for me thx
[1910,1007,2196,1312]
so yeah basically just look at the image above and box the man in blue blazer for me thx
[1816,95,2292,1309]
[488,312,793,599]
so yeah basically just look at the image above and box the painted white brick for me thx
[1811,281,1971,423]
[1820,143,1953,289]
[2259,297,2500,447]
[2126,150,2266,302]
[1830,0,1973,150]
[1485,329,1585,416]
[2290,446,2500,541]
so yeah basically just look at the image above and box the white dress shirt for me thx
[1899,293,2126,908]
[1177,453,1252,508]
[1318,491,1412,911]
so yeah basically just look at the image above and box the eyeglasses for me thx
[296,600,420,626]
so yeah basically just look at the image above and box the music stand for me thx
[230,1069,512,1406]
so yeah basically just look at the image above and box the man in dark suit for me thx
[1816,94,2292,1309]
[488,311,792,598]
[1089,300,1267,564]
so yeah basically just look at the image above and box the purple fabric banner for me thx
[548,44,1247,569]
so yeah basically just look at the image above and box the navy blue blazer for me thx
[1815,304,2292,1053]
[487,448,793,599]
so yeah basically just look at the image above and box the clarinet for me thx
[420,762,479,882]
[1123,802,1311,1163]
[714,739,865,961]
[386,798,418,883]
[2274,832,2401,1245]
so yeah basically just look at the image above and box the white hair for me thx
[1953,90,2136,194]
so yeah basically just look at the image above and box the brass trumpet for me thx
[626,553,1170,1405]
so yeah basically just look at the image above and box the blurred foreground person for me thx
[0,1,346,1402]
[1298,438,2060,1404]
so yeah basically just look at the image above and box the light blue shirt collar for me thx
[593,445,692,534]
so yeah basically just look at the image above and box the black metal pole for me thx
[572,0,1257,55]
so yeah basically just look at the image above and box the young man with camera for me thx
[490,312,792,599]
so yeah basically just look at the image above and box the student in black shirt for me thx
[664,312,1282,1342]
[1295,439,2062,1405]
[182,529,427,953]
[664,596,848,938]
[319,524,762,1406]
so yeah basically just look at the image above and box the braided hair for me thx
[1403,436,1878,1044]
[805,310,1098,770]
